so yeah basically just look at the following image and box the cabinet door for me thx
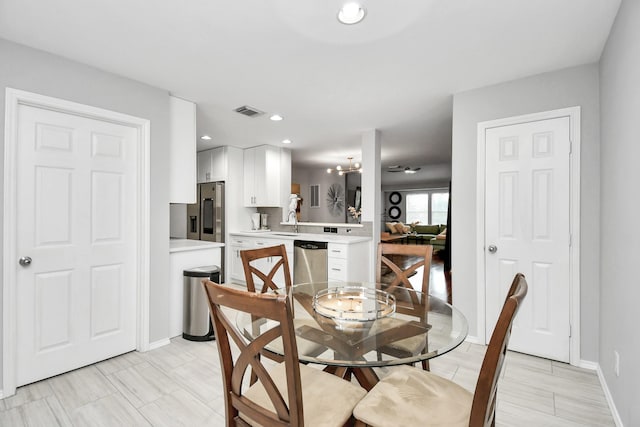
[243,145,282,207]
[209,147,227,182]
[197,149,213,183]
[229,245,245,283]
[243,148,256,206]
[254,146,281,206]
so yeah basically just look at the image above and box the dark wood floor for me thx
[429,252,452,303]
[381,250,452,303]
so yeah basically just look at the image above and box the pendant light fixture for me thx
[327,156,363,176]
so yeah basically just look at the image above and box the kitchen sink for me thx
[272,232,299,237]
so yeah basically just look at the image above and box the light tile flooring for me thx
[1,336,615,426]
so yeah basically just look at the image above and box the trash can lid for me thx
[183,265,220,277]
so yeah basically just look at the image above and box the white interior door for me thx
[484,116,571,362]
[15,103,138,386]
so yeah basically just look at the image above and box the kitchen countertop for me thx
[229,231,371,244]
[169,239,225,253]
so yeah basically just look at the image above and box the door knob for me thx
[488,245,498,254]
[19,256,32,266]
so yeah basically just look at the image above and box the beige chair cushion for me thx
[353,365,472,427]
[369,317,427,356]
[265,319,327,357]
[242,362,366,427]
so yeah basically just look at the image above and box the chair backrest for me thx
[202,280,304,426]
[241,244,292,294]
[469,273,528,427]
[376,243,433,295]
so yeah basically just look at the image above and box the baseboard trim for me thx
[596,364,624,427]
[577,359,598,370]
[464,335,483,345]
[147,338,171,351]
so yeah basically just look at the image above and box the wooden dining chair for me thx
[376,243,433,295]
[241,244,325,364]
[352,273,528,427]
[241,244,292,294]
[202,280,366,427]
[375,242,433,370]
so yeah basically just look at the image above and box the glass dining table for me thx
[235,281,468,390]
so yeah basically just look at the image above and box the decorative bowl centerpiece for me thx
[312,287,396,321]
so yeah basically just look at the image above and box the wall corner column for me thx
[361,129,381,282]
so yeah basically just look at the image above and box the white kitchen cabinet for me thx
[169,96,196,203]
[243,145,282,207]
[197,146,227,183]
[229,234,293,285]
[229,236,250,283]
[328,241,370,282]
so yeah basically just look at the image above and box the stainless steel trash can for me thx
[183,265,219,341]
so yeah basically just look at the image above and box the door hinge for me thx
[569,140,573,154]
[569,233,572,247]
[569,324,572,338]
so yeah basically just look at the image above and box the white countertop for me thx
[229,231,371,244]
[169,239,225,253]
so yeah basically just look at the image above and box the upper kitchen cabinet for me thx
[197,146,228,183]
[169,96,197,203]
[244,145,290,207]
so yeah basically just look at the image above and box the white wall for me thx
[599,0,640,424]
[0,38,172,387]
[293,166,347,223]
[451,64,601,362]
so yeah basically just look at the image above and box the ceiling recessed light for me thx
[282,139,292,144]
[200,135,212,140]
[338,2,366,25]
[270,114,283,121]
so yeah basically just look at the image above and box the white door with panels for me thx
[15,103,138,386]
[484,116,571,362]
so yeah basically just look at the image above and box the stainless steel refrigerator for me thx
[187,182,225,274]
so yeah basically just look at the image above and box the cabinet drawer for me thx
[328,243,348,259]
[327,258,348,281]
[229,237,249,246]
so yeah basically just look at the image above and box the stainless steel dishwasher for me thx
[293,240,328,284]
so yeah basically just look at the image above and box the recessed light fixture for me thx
[270,114,283,121]
[282,139,292,144]
[337,2,366,25]
[200,135,212,140]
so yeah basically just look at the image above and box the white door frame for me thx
[476,106,581,366]
[3,88,151,396]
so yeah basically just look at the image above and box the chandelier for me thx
[326,156,363,176]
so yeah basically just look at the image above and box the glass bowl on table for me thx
[312,286,396,322]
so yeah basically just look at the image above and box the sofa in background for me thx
[382,222,447,251]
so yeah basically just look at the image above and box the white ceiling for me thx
[0,0,620,179]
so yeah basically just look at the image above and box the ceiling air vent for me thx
[234,105,264,118]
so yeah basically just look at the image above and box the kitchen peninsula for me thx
[229,231,371,285]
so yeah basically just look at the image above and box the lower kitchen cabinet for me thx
[328,241,370,282]
[229,233,370,286]
[229,235,294,286]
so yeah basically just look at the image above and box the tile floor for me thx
[0,255,615,426]
[0,335,615,426]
